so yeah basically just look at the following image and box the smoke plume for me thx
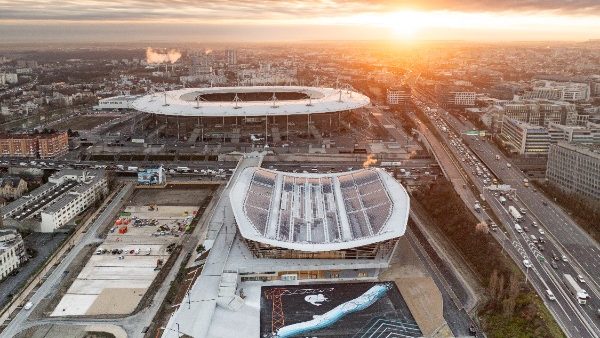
[146,47,181,64]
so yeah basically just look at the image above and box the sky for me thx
[1,0,600,43]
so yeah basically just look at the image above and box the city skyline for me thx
[1,0,600,43]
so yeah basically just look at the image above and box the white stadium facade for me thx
[132,86,370,141]
[228,166,410,281]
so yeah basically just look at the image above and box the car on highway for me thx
[523,259,533,268]
[561,255,568,262]
[546,289,556,301]
[531,221,538,227]
[538,229,545,235]
[577,275,585,283]
[551,261,558,269]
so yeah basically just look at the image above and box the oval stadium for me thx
[132,86,370,141]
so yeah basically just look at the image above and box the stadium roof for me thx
[230,167,409,251]
[132,86,370,117]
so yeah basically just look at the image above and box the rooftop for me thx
[229,167,409,251]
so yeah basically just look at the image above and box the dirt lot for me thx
[129,187,214,206]
[61,115,115,131]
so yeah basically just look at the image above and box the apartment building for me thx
[0,131,68,159]
[546,143,600,200]
[38,132,69,158]
[1,169,108,232]
[40,170,108,232]
[0,229,26,279]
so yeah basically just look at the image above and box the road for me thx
[409,90,600,337]
[0,183,133,338]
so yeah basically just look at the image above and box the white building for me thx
[93,95,140,110]
[386,86,411,105]
[40,170,108,232]
[1,73,18,84]
[0,229,26,280]
[1,169,108,232]
[450,91,476,106]
[524,80,591,102]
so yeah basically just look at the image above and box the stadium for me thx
[132,86,370,141]
[227,166,410,280]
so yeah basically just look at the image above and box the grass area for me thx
[413,178,564,338]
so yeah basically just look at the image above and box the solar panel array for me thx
[242,169,393,244]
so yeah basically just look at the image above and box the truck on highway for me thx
[495,154,500,160]
[127,166,138,172]
[506,163,512,168]
[176,166,191,173]
[509,206,523,222]
[499,196,507,204]
[474,203,481,213]
[563,274,588,304]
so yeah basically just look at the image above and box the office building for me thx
[546,143,600,200]
[523,80,591,102]
[501,117,550,155]
[386,85,411,106]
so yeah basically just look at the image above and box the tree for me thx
[196,244,206,254]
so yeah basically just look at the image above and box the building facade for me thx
[546,143,600,200]
[501,117,550,155]
[0,132,68,159]
[38,132,69,158]
[386,86,411,106]
[0,176,28,199]
[0,229,26,280]
[1,169,108,232]
[523,80,591,102]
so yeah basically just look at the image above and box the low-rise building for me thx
[386,85,411,106]
[1,169,108,232]
[92,95,140,110]
[0,229,26,279]
[0,176,28,199]
[546,142,600,200]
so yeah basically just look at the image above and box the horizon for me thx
[1,0,600,43]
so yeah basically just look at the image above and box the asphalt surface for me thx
[0,184,133,338]
[410,90,600,338]
[0,233,68,308]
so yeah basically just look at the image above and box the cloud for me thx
[0,0,598,22]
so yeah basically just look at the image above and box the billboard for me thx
[137,166,165,185]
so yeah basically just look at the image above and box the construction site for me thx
[49,186,214,317]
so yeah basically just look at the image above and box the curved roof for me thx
[229,167,409,251]
[132,86,370,117]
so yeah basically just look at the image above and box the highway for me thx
[408,91,600,337]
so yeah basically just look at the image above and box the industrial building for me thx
[0,229,26,280]
[546,142,600,200]
[1,169,108,232]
